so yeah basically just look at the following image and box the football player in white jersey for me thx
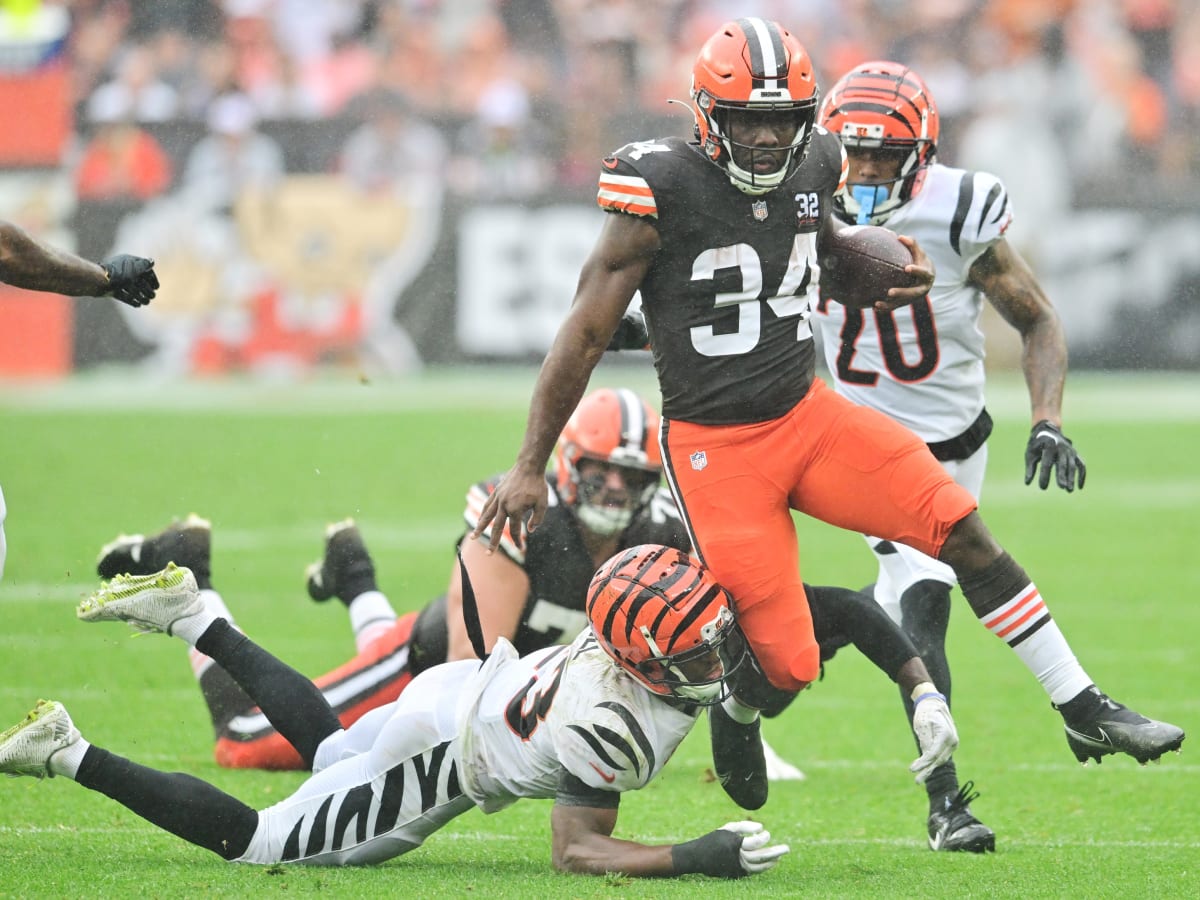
[812,61,1088,853]
[0,547,821,878]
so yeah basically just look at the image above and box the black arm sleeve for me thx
[554,770,621,809]
[806,583,918,680]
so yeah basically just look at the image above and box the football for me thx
[818,225,918,309]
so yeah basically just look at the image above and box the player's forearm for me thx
[0,223,108,296]
[1021,327,1068,426]
[895,657,935,697]
[553,832,676,877]
[515,323,607,473]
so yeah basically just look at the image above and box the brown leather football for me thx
[818,225,916,309]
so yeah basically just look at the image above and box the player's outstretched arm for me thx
[0,222,157,306]
[551,802,788,878]
[472,212,659,553]
[969,239,1085,492]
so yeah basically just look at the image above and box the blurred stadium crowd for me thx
[62,0,1200,211]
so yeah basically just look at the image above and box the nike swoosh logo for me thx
[590,762,616,783]
[1065,725,1111,747]
[602,157,619,170]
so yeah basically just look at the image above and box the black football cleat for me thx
[96,514,211,582]
[927,781,996,853]
[709,703,768,810]
[1059,686,1185,765]
[305,519,377,605]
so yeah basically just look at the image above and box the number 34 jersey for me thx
[598,133,846,426]
[455,630,699,813]
[812,164,1014,443]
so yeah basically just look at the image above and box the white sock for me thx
[169,607,220,647]
[50,737,91,780]
[348,590,397,652]
[721,695,760,724]
[188,589,238,678]
[979,582,1092,704]
[1013,621,1094,705]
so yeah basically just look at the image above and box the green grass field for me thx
[1,368,1197,898]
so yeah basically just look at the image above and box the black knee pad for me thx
[408,594,449,675]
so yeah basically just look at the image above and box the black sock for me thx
[924,762,960,811]
[195,619,341,767]
[75,745,257,860]
[1055,684,1102,724]
[198,663,259,737]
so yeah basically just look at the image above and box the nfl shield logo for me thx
[690,450,708,471]
[752,200,768,221]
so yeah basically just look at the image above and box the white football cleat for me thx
[77,562,202,636]
[762,736,806,781]
[0,700,80,779]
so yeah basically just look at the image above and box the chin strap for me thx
[457,549,489,662]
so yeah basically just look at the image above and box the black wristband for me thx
[671,828,746,878]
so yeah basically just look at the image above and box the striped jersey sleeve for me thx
[948,170,1013,269]
[597,157,658,218]
[558,698,660,793]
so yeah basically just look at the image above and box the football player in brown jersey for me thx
[472,16,1183,813]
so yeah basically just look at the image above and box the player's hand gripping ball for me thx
[819,225,919,309]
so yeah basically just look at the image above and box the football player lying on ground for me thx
[90,514,959,794]
[0,548,955,874]
[93,387,806,777]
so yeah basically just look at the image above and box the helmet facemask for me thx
[838,135,932,225]
[569,454,661,536]
[703,97,818,195]
[634,607,747,705]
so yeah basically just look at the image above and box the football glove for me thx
[606,309,650,351]
[910,685,958,784]
[1024,420,1085,492]
[101,254,159,308]
[671,820,790,878]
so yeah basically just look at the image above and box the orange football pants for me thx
[662,378,977,693]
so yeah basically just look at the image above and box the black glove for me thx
[1024,420,1086,492]
[671,821,789,878]
[606,310,650,352]
[101,255,159,308]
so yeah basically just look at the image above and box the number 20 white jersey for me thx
[813,164,1013,443]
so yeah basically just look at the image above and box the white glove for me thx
[762,736,806,781]
[719,820,790,874]
[910,685,958,784]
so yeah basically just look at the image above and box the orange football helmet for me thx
[587,544,746,705]
[819,61,939,225]
[690,17,821,195]
[554,388,662,536]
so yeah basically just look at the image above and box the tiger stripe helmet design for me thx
[819,61,939,225]
[587,544,746,705]
[554,388,662,536]
[690,17,820,195]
